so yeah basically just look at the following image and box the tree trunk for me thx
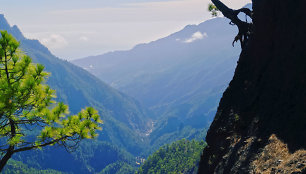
[0,147,14,172]
[0,119,17,171]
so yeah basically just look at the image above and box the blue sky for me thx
[0,0,250,60]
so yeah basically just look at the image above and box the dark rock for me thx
[198,0,306,173]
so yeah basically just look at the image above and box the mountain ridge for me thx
[73,16,241,152]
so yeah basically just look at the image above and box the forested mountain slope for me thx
[3,160,64,174]
[0,14,151,173]
[198,1,306,173]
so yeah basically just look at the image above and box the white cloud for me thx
[184,31,207,43]
[79,36,89,41]
[41,34,68,49]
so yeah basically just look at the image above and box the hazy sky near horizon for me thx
[0,0,250,60]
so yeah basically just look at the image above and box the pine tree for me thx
[0,31,102,171]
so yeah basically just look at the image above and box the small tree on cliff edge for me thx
[0,31,103,171]
[209,0,253,49]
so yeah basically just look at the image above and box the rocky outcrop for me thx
[198,0,306,173]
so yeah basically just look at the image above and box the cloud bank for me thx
[184,31,208,43]
[41,34,68,49]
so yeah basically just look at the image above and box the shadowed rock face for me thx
[198,0,306,173]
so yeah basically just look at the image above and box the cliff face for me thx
[198,1,306,173]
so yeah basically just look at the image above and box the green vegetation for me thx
[234,114,240,122]
[137,139,206,174]
[0,31,102,171]
[99,161,135,174]
[73,141,136,173]
[3,160,65,174]
[9,140,137,174]
[147,122,207,155]
[208,3,219,17]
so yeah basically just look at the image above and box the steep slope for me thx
[0,14,151,173]
[73,17,241,149]
[198,1,306,173]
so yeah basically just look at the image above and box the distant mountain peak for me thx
[0,14,11,31]
[0,15,24,41]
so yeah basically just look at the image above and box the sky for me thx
[0,0,250,60]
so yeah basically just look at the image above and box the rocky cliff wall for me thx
[198,1,306,173]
